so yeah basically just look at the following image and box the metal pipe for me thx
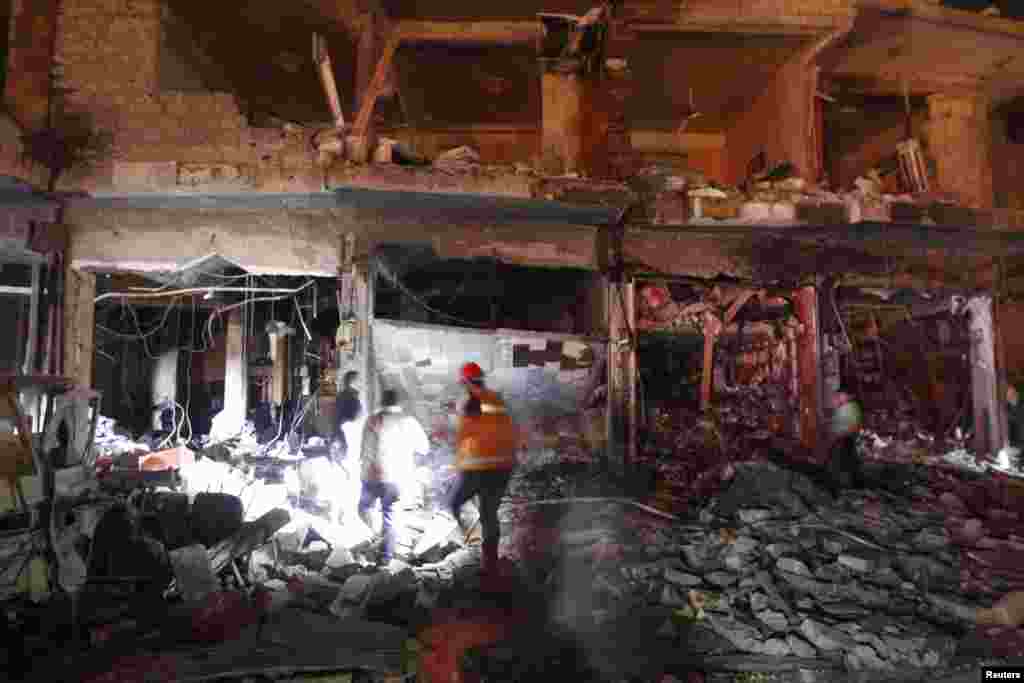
[94,281,315,304]
[22,264,40,374]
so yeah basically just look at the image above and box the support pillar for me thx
[270,334,290,407]
[223,309,247,432]
[538,41,621,179]
[605,225,634,481]
[356,258,376,414]
[925,93,994,209]
[337,234,376,413]
[967,295,1006,458]
[63,261,95,389]
[540,62,587,176]
[794,286,821,452]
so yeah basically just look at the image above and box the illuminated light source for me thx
[203,290,213,300]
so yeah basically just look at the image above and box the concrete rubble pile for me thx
[502,460,1024,681]
[635,161,980,228]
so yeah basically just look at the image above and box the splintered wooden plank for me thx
[352,32,402,138]
[313,33,346,128]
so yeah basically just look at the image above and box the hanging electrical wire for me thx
[376,257,490,328]
[95,284,311,304]
[126,271,255,293]
[96,296,179,343]
[204,283,316,349]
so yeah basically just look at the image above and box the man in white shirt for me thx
[358,389,430,562]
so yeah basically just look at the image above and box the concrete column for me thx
[151,350,179,408]
[926,93,994,209]
[967,295,1006,458]
[223,309,247,430]
[794,286,821,452]
[540,61,587,177]
[63,262,96,389]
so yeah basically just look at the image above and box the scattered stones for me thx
[706,571,739,588]
[776,557,812,577]
[755,609,789,632]
[787,634,818,658]
[799,618,855,651]
[765,543,797,558]
[664,568,703,587]
[661,585,687,607]
[706,615,768,653]
[837,553,875,573]
[846,644,890,670]
[737,509,775,524]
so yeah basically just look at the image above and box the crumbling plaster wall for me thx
[998,301,1024,383]
[373,318,606,463]
[993,142,1024,211]
[12,0,325,194]
[0,114,47,187]
[5,0,59,132]
[24,0,860,195]
[725,55,816,184]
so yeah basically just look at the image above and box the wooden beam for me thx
[629,17,841,36]
[354,27,400,134]
[398,20,541,44]
[723,289,757,326]
[313,32,346,129]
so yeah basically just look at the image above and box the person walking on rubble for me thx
[358,388,430,563]
[825,386,864,496]
[447,362,521,590]
[335,370,363,463]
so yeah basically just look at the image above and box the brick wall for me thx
[999,301,1024,382]
[724,55,815,185]
[925,94,994,209]
[993,142,1024,211]
[0,113,48,187]
[5,0,60,131]
[47,0,325,192]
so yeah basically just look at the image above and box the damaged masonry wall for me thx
[373,319,607,466]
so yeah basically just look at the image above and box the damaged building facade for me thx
[3,0,1024,681]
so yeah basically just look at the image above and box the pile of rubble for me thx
[634,160,980,228]
[497,459,1024,681]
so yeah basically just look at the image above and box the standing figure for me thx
[358,389,430,563]
[447,362,520,589]
[825,387,864,495]
[335,370,363,462]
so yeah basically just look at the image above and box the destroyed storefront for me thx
[633,228,1023,512]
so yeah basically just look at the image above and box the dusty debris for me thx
[434,146,481,172]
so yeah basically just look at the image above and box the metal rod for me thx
[23,264,41,375]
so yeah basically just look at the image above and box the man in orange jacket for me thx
[447,362,519,586]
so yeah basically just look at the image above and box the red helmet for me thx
[460,362,484,383]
